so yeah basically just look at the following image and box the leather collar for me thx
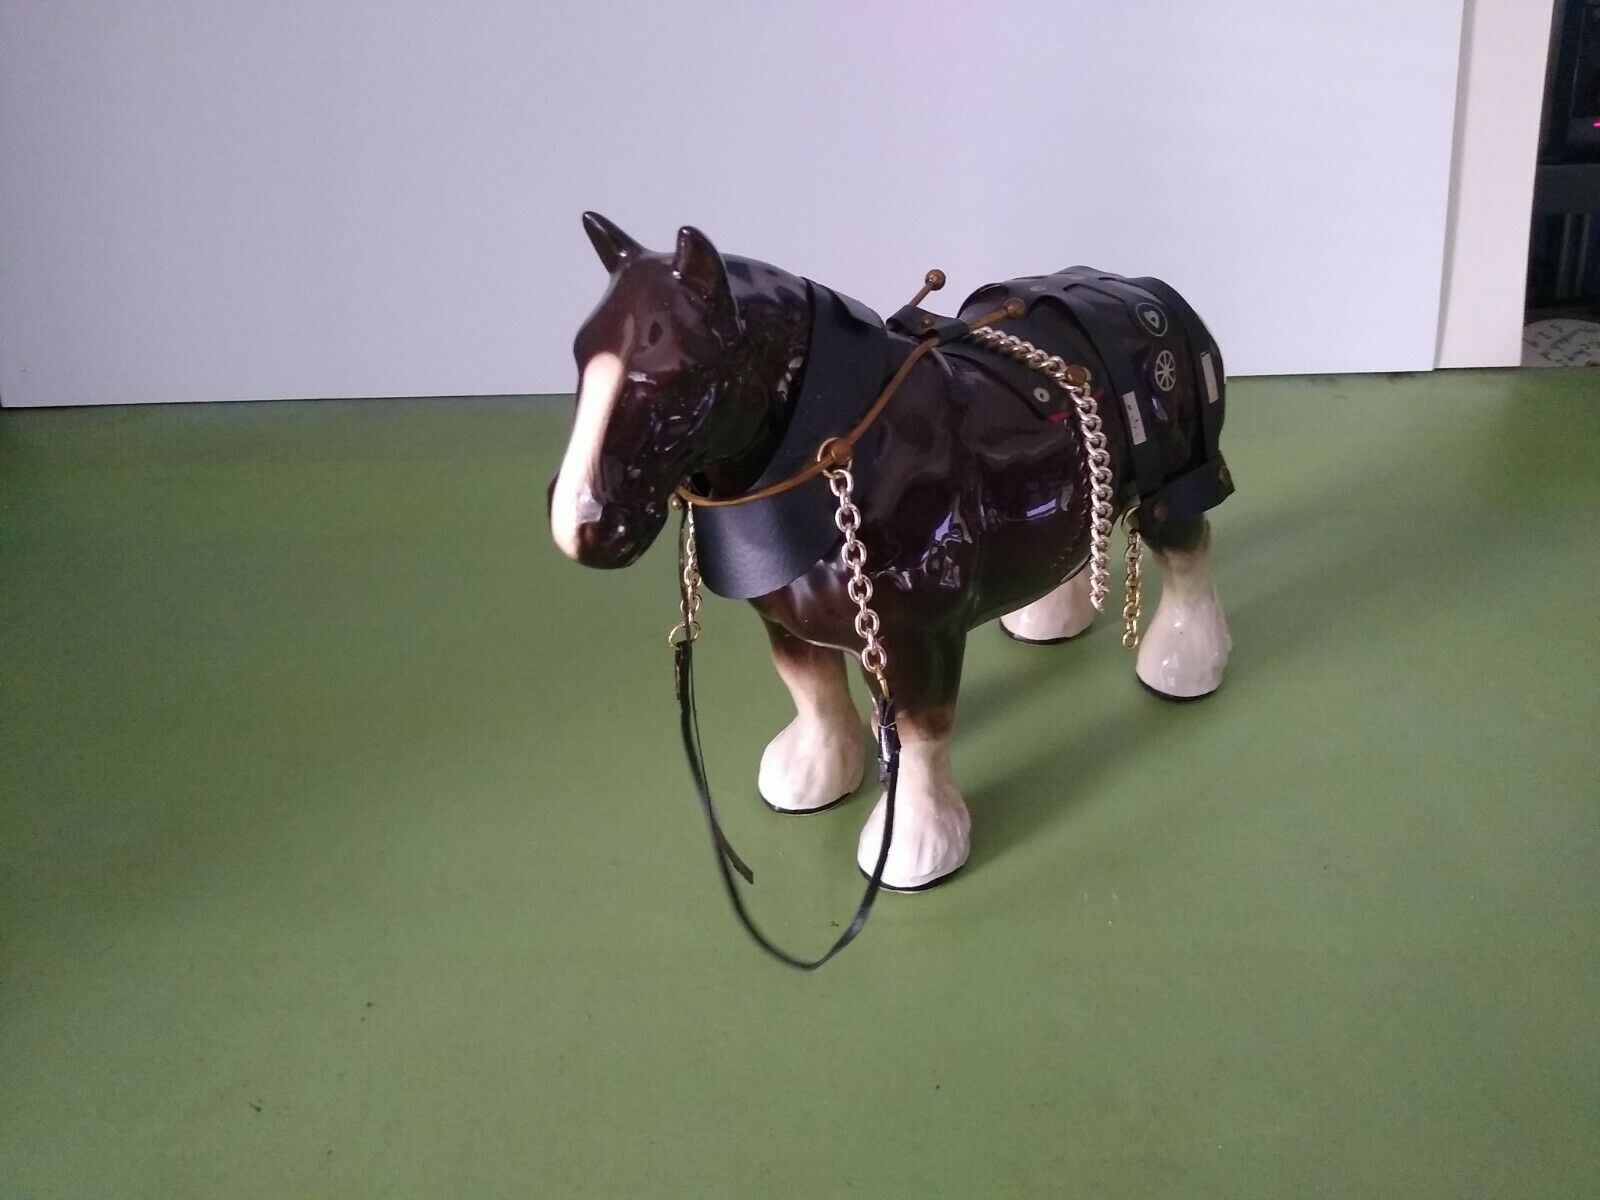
[695,281,890,599]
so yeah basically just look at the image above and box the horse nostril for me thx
[572,517,633,567]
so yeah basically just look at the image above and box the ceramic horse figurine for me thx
[550,212,1233,895]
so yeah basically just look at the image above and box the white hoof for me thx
[856,745,971,890]
[758,716,865,813]
[1001,570,1096,643]
[1136,582,1231,698]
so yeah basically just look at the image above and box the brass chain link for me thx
[966,326,1115,611]
[670,464,891,691]
[667,502,704,646]
[1122,513,1143,649]
[821,456,890,697]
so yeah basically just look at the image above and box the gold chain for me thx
[667,503,704,646]
[965,326,1115,611]
[1122,512,1143,649]
[670,465,891,692]
[821,457,890,696]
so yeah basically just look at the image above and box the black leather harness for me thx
[696,268,1233,600]
[941,267,1233,530]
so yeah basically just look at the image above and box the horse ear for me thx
[672,226,734,315]
[582,211,642,273]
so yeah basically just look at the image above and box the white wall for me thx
[0,1,1466,407]
[1435,0,1555,368]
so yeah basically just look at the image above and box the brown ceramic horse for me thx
[550,213,1231,892]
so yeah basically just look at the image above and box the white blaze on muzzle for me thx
[551,351,624,560]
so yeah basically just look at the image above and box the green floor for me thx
[1,370,1596,1198]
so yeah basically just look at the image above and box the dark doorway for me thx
[1525,0,1600,364]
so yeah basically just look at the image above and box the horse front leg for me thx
[1000,567,1096,643]
[758,619,866,813]
[856,626,971,891]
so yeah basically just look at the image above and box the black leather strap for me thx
[887,304,971,345]
[1139,455,1232,524]
[1126,275,1226,463]
[673,512,900,969]
[1034,276,1169,503]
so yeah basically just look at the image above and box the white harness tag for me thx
[1120,391,1147,445]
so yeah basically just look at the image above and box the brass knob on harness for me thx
[908,268,947,309]
[815,437,854,471]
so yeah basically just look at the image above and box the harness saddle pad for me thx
[947,267,1233,527]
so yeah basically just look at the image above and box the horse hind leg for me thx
[1136,515,1231,700]
[1000,568,1096,644]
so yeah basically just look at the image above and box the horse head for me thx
[550,213,802,568]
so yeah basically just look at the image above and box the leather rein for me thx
[666,277,1023,969]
